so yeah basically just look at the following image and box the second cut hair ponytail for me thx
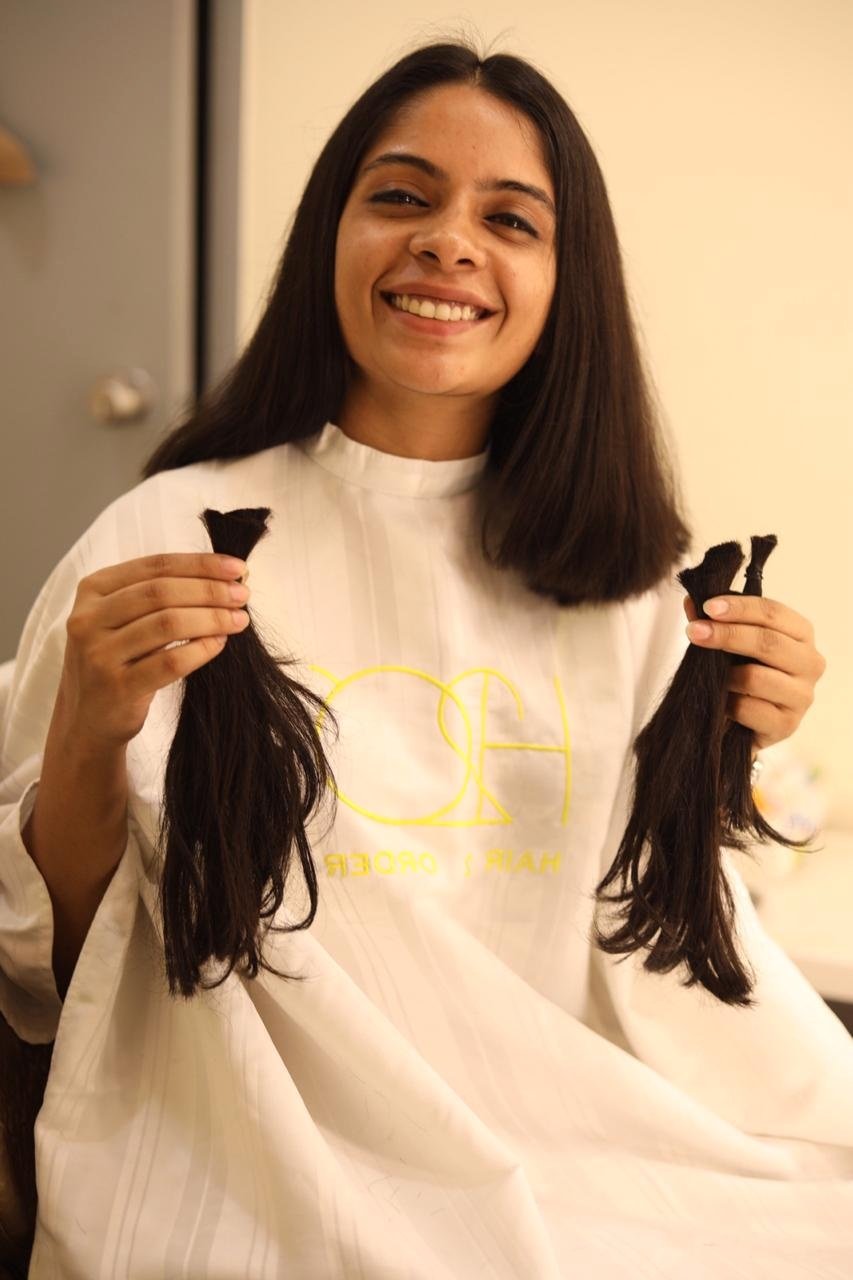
[592,535,814,1007]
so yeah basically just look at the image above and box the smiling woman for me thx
[1,34,848,1280]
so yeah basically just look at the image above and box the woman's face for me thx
[334,84,557,414]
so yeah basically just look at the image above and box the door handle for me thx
[89,368,156,424]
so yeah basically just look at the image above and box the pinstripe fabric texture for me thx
[1,423,852,1278]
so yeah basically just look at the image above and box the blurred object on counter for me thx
[730,739,828,900]
[753,826,853,1006]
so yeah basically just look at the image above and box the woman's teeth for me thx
[388,293,484,323]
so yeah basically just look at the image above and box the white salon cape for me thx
[1,422,851,1279]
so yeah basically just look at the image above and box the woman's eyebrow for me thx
[359,151,556,219]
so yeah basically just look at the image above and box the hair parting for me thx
[591,535,815,1008]
[157,507,340,998]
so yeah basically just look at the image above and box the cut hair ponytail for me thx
[592,535,814,1008]
[157,507,340,998]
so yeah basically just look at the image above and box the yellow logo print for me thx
[307,662,572,878]
[310,663,572,823]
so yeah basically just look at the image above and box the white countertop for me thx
[735,828,853,1004]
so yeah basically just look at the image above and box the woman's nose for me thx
[408,220,485,269]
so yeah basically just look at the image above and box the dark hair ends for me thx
[157,508,340,998]
[592,535,815,1008]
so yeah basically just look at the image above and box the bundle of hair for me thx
[157,507,340,998]
[592,534,814,1008]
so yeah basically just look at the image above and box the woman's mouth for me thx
[379,292,495,334]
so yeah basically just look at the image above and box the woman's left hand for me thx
[683,594,827,751]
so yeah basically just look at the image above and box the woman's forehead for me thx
[363,85,553,187]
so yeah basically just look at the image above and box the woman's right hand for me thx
[56,553,251,751]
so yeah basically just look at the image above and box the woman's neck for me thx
[335,379,495,461]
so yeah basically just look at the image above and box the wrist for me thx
[48,692,129,768]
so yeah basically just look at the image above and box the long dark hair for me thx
[141,37,691,601]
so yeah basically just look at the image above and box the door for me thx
[0,0,196,659]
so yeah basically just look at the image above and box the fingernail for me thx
[704,599,729,617]
[687,621,713,640]
[220,556,248,576]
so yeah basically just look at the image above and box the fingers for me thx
[82,553,247,600]
[60,554,252,750]
[700,594,814,644]
[727,662,815,716]
[686,618,817,678]
[724,692,790,750]
[120,635,230,709]
[681,590,825,750]
[121,606,251,666]
[69,555,253,669]
[96,573,250,632]
[684,593,826,681]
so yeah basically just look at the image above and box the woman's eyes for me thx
[368,188,539,238]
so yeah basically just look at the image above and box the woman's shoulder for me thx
[11,444,298,661]
[73,443,297,572]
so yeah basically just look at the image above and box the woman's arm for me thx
[18,545,247,999]
[21,693,129,999]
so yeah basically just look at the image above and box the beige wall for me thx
[231,0,852,826]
